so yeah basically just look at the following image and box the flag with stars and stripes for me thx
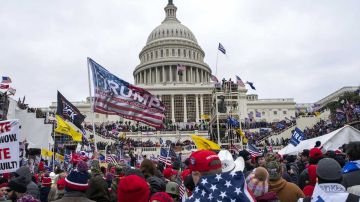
[185,171,255,202]
[247,143,262,158]
[106,154,118,164]
[158,148,172,166]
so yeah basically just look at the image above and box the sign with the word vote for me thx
[0,120,20,173]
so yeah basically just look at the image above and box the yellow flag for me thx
[201,114,210,120]
[55,115,82,142]
[41,148,53,157]
[55,153,64,161]
[236,129,248,144]
[315,111,320,117]
[191,135,221,151]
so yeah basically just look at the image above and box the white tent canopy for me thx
[278,125,360,155]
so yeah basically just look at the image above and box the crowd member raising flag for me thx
[88,58,166,128]
[159,147,172,166]
[246,81,256,90]
[236,75,245,87]
[247,143,262,157]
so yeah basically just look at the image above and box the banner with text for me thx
[290,127,305,146]
[0,120,20,173]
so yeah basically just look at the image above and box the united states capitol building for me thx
[56,0,297,127]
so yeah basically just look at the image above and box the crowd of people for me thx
[0,141,359,202]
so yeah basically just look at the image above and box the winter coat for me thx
[110,176,120,202]
[298,168,309,190]
[40,187,51,202]
[269,178,304,202]
[17,194,40,202]
[47,186,64,202]
[15,167,40,199]
[53,191,95,202]
[256,191,280,202]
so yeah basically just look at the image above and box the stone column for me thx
[183,95,187,122]
[195,94,199,122]
[183,66,187,83]
[162,66,165,82]
[190,67,193,83]
[200,94,204,116]
[196,68,200,83]
[155,67,159,83]
[170,65,173,82]
[149,68,152,83]
[171,94,175,122]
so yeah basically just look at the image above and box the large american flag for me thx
[186,171,255,202]
[106,154,118,164]
[88,58,166,128]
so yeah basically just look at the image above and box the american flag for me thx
[1,76,12,83]
[179,182,186,199]
[158,148,172,166]
[88,58,165,128]
[186,171,255,202]
[247,143,262,157]
[177,64,186,72]
[218,43,226,54]
[236,76,245,87]
[106,154,118,164]
[210,75,219,83]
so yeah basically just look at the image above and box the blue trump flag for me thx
[290,127,305,146]
[227,117,240,128]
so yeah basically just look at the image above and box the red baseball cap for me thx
[188,150,221,172]
[309,148,323,160]
[181,169,191,180]
[163,168,177,179]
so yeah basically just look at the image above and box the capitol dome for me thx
[133,0,211,85]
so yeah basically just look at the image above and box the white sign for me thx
[0,119,20,173]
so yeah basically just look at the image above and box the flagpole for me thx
[52,122,55,172]
[87,58,98,152]
[215,50,219,77]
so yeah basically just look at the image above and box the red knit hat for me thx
[2,173,10,180]
[309,148,323,160]
[150,192,173,202]
[188,150,221,172]
[42,177,52,187]
[163,168,177,179]
[118,175,150,202]
[57,178,66,190]
[0,183,8,189]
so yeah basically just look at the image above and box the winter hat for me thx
[165,181,179,196]
[56,178,66,190]
[2,173,10,180]
[65,161,90,192]
[163,168,177,179]
[238,150,251,162]
[42,177,52,187]
[8,177,27,193]
[246,167,269,197]
[118,175,150,202]
[316,158,342,181]
[309,148,323,161]
[188,150,221,172]
[38,161,45,172]
[150,192,173,202]
[266,161,282,180]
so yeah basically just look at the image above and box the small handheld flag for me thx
[218,43,226,54]
[235,76,245,87]
[1,76,12,83]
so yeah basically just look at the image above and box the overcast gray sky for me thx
[1,0,359,107]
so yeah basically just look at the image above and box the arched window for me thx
[155,51,158,58]
[188,50,191,58]
[151,52,153,59]
[178,49,181,56]
[183,49,186,57]
[160,50,163,57]
[172,49,175,56]
[166,49,169,56]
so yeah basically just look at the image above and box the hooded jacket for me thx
[86,160,110,202]
[15,167,40,199]
[268,178,304,202]
[147,176,166,196]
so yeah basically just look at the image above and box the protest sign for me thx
[0,119,20,173]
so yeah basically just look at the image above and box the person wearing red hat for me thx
[117,175,150,202]
[150,191,173,202]
[299,147,323,189]
[0,182,9,201]
[163,168,177,182]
